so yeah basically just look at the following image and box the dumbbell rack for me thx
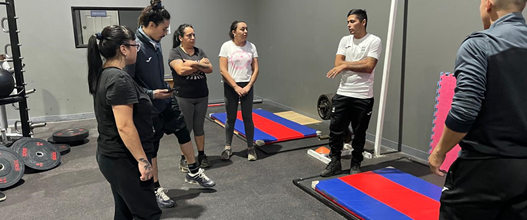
[0,0,31,141]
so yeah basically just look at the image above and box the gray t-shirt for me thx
[168,46,209,98]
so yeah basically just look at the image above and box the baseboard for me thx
[7,112,95,125]
[365,133,429,161]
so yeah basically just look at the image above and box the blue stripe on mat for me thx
[316,178,411,220]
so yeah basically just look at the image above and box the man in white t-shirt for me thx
[321,9,382,177]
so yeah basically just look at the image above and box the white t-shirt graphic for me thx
[336,33,382,99]
[219,40,258,82]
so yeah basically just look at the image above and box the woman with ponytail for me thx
[168,24,213,169]
[87,25,161,220]
[218,20,259,161]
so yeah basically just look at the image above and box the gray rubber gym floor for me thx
[0,102,445,220]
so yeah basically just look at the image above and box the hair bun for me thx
[95,32,103,40]
[152,0,163,10]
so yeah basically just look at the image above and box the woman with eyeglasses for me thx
[168,24,213,169]
[87,25,161,220]
[219,20,259,161]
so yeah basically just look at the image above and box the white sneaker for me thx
[185,168,216,187]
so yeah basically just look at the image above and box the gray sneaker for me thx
[185,168,216,187]
[247,147,257,161]
[155,187,175,208]
[220,148,232,161]
[179,157,189,173]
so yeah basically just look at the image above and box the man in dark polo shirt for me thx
[429,0,527,219]
[125,1,215,209]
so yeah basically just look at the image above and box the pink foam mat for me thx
[430,72,460,171]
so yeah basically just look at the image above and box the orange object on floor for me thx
[315,146,330,154]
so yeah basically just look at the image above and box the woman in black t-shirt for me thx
[168,24,213,168]
[87,25,161,220]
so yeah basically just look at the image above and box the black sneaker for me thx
[0,191,5,202]
[220,148,232,161]
[350,164,361,175]
[320,159,342,177]
[198,154,211,168]
[179,157,189,173]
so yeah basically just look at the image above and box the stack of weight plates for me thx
[47,128,90,155]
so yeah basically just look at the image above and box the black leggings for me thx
[97,153,161,220]
[223,82,254,148]
[329,94,374,165]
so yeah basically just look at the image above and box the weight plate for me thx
[317,93,335,120]
[0,145,25,189]
[12,138,61,171]
[53,143,71,155]
[47,136,56,144]
[48,136,88,146]
[10,137,31,151]
[52,128,89,143]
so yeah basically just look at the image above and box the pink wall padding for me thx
[430,72,461,171]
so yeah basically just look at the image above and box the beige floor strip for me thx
[274,111,321,125]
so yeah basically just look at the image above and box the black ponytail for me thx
[87,25,135,95]
[172,24,193,48]
[87,35,103,95]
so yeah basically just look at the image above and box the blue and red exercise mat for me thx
[209,109,317,145]
[314,167,441,220]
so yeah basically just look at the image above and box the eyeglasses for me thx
[123,43,141,51]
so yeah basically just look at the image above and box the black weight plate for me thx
[52,128,89,143]
[48,136,88,146]
[10,137,31,150]
[12,138,61,171]
[53,143,71,155]
[47,136,56,144]
[317,93,335,120]
[0,145,25,189]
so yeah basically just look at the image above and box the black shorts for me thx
[151,95,191,157]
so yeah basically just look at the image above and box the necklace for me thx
[180,45,194,56]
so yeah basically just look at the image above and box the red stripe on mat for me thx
[340,172,440,220]
[236,111,304,142]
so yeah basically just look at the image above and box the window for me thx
[71,7,143,48]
